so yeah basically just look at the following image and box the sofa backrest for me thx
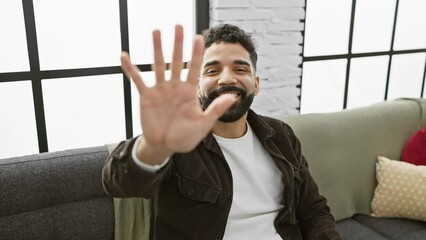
[283,98,426,221]
[0,146,114,240]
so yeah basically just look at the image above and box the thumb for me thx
[203,94,238,127]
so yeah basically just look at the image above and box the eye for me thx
[204,69,219,76]
[234,68,248,74]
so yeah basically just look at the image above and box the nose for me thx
[217,68,237,85]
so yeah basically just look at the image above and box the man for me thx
[102,24,341,240]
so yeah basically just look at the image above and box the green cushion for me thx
[106,143,151,240]
[283,98,426,221]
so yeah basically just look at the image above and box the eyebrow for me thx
[202,60,251,69]
[233,60,251,67]
[203,60,220,69]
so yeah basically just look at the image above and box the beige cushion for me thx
[371,156,426,221]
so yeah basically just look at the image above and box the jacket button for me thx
[215,234,221,240]
[187,189,195,196]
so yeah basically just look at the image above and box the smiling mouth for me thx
[218,91,241,98]
[209,86,246,100]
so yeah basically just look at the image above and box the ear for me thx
[254,76,260,95]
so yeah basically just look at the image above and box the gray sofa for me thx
[1,98,425,239]
[0,146,114,239]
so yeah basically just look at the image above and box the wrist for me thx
[136,137,173,165]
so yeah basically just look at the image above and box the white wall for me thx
[210,0,305,117]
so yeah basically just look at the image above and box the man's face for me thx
[199,42,259,122]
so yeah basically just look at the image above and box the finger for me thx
[186,35,204,86]
[203,94,238,128]
[171,25,184,81]
[120,52,146,94]
[152,30,166,83]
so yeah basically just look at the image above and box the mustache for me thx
[208,86,247,99]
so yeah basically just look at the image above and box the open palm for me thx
[121,25,236,159]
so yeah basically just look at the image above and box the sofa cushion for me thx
[337,214,426,240]
[371,156,426,222]
[0,198,114,240]
[0,146,110,216]
[402,127,426,165]
[336,218,388,240]
[283,98,426,221]
[353,214,426,240]
[0,146,114,239]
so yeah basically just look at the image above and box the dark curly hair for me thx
[202,24,257,71]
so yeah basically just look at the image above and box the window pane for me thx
[304,0,352,56]
[131,70,189,136]
[352,0,396,53]
[128,0,195,64]
[0,81,38,159]
[347,56,389,109]
[42,75,126,151]
[388,53,426,100]
[131,72,158,136]
[424,73,426,99]
[423,73,426,99]
[301,60,347,114]
[0,1,29,73]
[34,0,121,70]
[394,0,426,50]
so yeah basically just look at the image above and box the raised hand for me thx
[120,25,237,165]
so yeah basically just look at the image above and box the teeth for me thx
[220,92,239,97]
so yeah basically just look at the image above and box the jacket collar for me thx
[206,110,301,175]
[246,109,275,141]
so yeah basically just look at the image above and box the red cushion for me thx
[401,127,426,165]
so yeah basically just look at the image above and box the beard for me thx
[200,85,255,123]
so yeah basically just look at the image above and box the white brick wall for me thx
[210,0,305,117]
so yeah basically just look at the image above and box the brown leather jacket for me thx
[102,110,342,240]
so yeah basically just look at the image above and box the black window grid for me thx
[301,0,426,110]
[0,0,210,153]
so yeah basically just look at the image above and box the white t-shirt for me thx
[213,123,284,240]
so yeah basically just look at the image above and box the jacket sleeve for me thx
[102,136,172,198]
[287,126,342,240]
